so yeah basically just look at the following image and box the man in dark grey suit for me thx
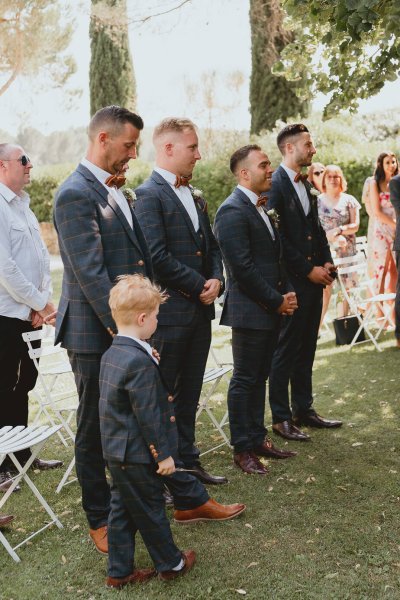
[389,173,400,346]
[267,124,342,441]
[214,145,298,474]
[54,106,152,554]
[135,118,226,485]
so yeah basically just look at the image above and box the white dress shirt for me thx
[0,182,51,320]
[81,158,133,228]
[117,334,158,364]
[155,167,199,231]
[280,163,310,215]
[237,185,275,240]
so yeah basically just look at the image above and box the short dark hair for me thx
[276,123,309,154]
[88,105,144,141]
[230,144,261,175]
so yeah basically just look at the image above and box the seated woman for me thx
[318,165,360,325]
[307,162,325,193]
[369,151,398,304]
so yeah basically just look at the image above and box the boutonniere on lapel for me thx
[266,208,280,228]
[190,186,208,214]
[309,187,320,197]
[122,188,136,208]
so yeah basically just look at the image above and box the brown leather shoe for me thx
[253,438,297,459]
[159,550,196,581]
[31,458,64,470]
[272,420,310,441]
[174,498,246,524]
[233,451,269,475]
[89,524,108,555]
[293,414,343,429]
[0,513,14,527]
[106,568,157,588]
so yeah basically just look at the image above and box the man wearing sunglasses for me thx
[0,144,62,493]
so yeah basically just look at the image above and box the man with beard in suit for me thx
[214,145,298,474]
[267,124,342,441]
[135,118,226,486]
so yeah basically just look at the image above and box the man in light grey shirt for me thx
[0,143,62,493]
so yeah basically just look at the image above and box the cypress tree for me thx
[89,0,136,116]
[249,0,308,134]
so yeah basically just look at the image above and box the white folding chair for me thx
[355,235,368,260]
[335,254,395,351]
[22,327,77,447]
[0,425,63,562]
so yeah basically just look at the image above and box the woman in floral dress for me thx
[318,165,360,325]
[370,151,398,298]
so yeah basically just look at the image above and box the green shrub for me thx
[26,177,59,222]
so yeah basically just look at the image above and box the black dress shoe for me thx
[233,451,269,475]
[31,458,64,470]
[272,420,310,441]
[253,438,297,459]
[189,464,228,485]
[293,414,343,429]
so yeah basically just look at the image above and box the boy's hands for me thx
[156,456,175,476]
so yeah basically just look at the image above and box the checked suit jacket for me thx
[134,170,224,326]
[214,187,287,331]
[99,336,178,465]
[267,165,332,292]
[53,164,153,354]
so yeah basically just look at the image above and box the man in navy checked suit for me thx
[214,145,298,475]
[267,124,342,441]
[100,275,245,589]
[135,118,226,485]
[53,106,152,553]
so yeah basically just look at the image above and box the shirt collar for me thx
[117,334,153,356]
[81,157,112,186]
[237,184,259,206]
[281,162,300,183]
[154,166,179,187]
[0,182,29,204]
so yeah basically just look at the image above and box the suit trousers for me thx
[107,462,182,577]
[228,327,279,453]
[68,352,111,529]
[0,316,39,469]
[153,310,211,467]
[268,286,322,422]
[395,252,400,340]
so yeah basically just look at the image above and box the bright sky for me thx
[1,0,400,135]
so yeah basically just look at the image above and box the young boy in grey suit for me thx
[99,275,245,589]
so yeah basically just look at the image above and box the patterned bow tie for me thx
[256,196,267,207]
[174,175,192,188]
[294,172,308,184]
[105,173,126,189]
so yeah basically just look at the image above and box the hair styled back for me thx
[276,123,309,154]
[229,144,261,175]
[321,164,348,193]
[88,105,144,141]
[109,274,167,327]
[153,117,196,143]
[374,151,398,186]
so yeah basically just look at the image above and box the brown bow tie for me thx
[105,173,126,189]
[294,172,308,184]
[174,175,192,188]
[256,196,267,207]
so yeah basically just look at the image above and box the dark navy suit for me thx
[214,187,287,451]
[135,171,224,466]
[100,336,208,577]
[267,165,332,422]
[54,163,153,529]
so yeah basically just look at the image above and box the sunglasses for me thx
[314,170,324,176]
[2,155,31,166]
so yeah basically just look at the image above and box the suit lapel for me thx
[235,188,276,246]
[76,164,144,255]
[151,171,202,249]
[113,336,170,389]
[278,166,308,225]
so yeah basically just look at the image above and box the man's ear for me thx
[98,131,108,147]
[165,142,174,157]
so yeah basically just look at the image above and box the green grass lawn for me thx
[2,272,400,599]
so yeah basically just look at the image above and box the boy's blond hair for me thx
[109,275,167,326]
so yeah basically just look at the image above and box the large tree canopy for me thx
[0,0,75,97]
[89,0,136,116]
[273,0,400,118]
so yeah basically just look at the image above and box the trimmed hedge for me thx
[28,158,373,236]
